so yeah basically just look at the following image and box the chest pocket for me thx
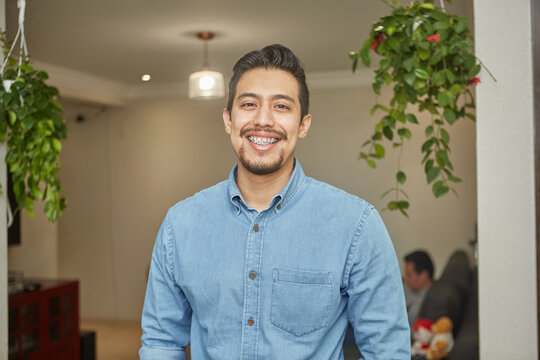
[270,268,332,336]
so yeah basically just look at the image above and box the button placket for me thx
[240,215,266,359]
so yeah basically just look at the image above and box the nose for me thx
[253,104,274,127]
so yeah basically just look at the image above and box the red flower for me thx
[468,77,481,85]
[371,33,385,51]
[427,34,440,43]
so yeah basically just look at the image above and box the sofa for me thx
[417,250,479,360]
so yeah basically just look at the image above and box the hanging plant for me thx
[349,0,494,217]
[0,0,66,222]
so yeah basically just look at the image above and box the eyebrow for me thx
[236,92,296,103]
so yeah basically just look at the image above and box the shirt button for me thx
[253,225,259,232]
[249,272,256,279]
[247,318,254,326]
[276,204,282,210]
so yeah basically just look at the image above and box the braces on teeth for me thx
[248,136,278,146]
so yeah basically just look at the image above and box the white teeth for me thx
[248,136,278,146]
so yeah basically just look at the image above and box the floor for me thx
[80,318,361,360]
[80,319,142,360]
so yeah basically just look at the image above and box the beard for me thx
[237,145,285,175]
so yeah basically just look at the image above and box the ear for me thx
[298,114,312,139]
[223,108,232,135]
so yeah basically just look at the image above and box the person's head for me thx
[226,44,310,120]
[223,44,312,176]
[404,250,434,291]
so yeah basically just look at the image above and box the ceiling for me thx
[5,0,469,88]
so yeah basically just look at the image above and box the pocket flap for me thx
[274,268,332,285]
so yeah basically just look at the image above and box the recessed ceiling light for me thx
[141,74,151,82]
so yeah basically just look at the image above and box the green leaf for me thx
[398,128,412,140]
[414,67,429,80]
[367,159,377,168]
[352,58,358,73]
[420,3,435,9]
[360,46,371,67]
[433,21,449,31]
[413,79,427,91]
[403,57,416,72]
[448,175,463,183]
[427,166,441,184]
[374,143,385,158]
[425,159,435,174]
[468,64,481,78]
[437,149,454,170]
[387,201,398,210]
[372,132,383,141]
[8,110,16,125]
[449,83,462,95]
[52,138,62,152]
[383,126,394,141]
[397,171,406,185]
[406,113,419,124]
[425,125,434,137]
[397,201,409,209]
[404,72,416,87]
[440,128,450,144]
[418,49,430,61]
[455,17,468,34]
[445,69,456,83]
[437,91,453,108]
[432,180,450,197]
[443,108,457,124]
[388,38,401,51]
[421,139,433,153]
[372,81,382,94]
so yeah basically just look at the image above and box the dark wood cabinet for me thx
[8,279,79,360]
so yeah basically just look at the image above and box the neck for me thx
[236,160,294,212]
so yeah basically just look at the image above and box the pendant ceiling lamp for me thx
[189,32,225,100]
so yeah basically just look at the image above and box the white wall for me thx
[7,205,58,278]
[475,0,538,358]
[48,82,476,321]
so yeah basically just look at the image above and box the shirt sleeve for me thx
[139,211,192,360]
[345,207,410,359]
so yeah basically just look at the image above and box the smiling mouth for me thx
[248,136,279,146]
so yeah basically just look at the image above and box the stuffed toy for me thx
[411,318,434,357]
[426,316,454,360]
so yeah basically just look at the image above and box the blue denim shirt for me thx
[140,161,410,360]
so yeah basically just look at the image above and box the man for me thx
[139,44,410,359]
[403,250,434,327]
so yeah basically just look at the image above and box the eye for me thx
[241,102,256,108]
[275,104,290,110]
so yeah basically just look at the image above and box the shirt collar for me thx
[227,159,306,214]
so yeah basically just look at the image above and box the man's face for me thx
[223,68,311,176]
[404,262,428,291]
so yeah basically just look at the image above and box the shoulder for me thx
[167,180,228,219]
[303,176,374,214]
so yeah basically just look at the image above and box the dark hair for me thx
[226,44,310,120]
[404,250,434,280]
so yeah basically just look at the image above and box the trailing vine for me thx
[349,0,493,217]
[1,32,66,221]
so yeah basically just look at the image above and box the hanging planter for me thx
[0,0,66,222]
[349,0,494,217]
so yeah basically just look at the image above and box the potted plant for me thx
[0,32,66,222]
[349,0,494,217]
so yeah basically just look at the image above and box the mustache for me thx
[240,127,287,140]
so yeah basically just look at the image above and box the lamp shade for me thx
[189,70,225,99]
